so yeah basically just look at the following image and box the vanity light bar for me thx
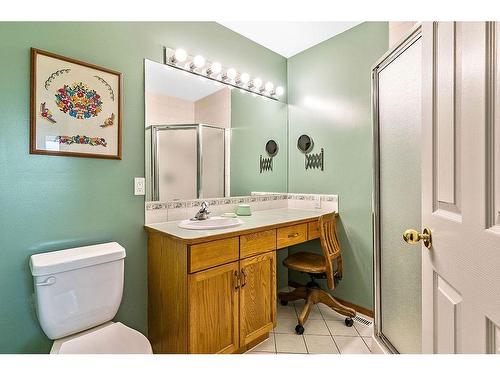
[163,47,284,101]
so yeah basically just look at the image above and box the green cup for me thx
[235,204,252,216]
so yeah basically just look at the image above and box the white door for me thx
[420,21,500,354]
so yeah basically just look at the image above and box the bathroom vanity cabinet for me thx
[145,210,324,354]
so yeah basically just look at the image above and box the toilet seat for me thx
[51,322,152,354]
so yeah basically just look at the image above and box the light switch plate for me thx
[134,177,145,196]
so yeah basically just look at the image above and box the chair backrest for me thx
[318,212,343,290]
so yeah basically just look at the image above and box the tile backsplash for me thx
[145,192,338,224]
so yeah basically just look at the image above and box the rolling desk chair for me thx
[278,212,356,334]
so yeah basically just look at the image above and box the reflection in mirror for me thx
[147,124,225,201]
[144,59,287,202]
[265,140,279,157]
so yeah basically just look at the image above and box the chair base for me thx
[278,283,356,333]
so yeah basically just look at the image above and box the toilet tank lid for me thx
[30,242,126,276]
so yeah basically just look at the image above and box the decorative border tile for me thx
[251,192,336,202]
[146,192,336,211]
[146,194,284,211]
[145,202,168,210]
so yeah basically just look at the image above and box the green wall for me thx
[287,22,388,310]
[0,21,387,353]
[230,91,288,196]
[0,22,286,354]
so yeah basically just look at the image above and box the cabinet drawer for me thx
[240,229,277,259]
[277,224,308,248]
[308,221,320,240]
[189,237,239,273]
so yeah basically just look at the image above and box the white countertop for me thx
[144,208,332,240]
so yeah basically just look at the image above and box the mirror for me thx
[144,59,288,202]
[265,140,279,157]
[297,134,314,154]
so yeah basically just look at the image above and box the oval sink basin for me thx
[178,216,244,230]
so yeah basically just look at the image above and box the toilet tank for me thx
[29,242,126,340]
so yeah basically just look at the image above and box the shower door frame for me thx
[149,123,227,201]
[372,24,422,354]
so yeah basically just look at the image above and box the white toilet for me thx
[29,242,152,354]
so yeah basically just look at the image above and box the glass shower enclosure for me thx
[146,123,227,201]
[372,25,422,353]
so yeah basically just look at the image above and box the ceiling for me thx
[217,22,362,58]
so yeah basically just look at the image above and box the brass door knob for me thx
[403,228,432,249]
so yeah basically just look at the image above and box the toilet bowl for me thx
[30,242,152,354]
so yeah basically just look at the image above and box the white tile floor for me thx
[246,289,374,355]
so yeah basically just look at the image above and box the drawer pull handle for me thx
[233,271,240,290]
[288,233,300,238]
[241,268,247,288]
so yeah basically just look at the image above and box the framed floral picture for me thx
[30,48,122,159]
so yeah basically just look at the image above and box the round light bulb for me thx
[226,68,237,80]
[174,48,187,63]
[253,78,262,89]
[275,86,284,96]
[209,62,222,75]
[265,81,274,92]
[239,72,250,85]
[193,55,205,68]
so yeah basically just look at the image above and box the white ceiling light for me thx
[163,47,284,100]
[207,62,221,76]
[237,72,250,86]
[224,68,237,81]
[264,81,274,93]
[173,48,187,63]
[251,78,262,90]
[192,55,205,69]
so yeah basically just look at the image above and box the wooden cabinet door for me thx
[188,261,239,354]
[239,251,276,346]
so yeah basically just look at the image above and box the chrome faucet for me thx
[193,201,211,220]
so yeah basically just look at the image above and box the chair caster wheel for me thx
[345,317,354,327]
[295,324,305,335]
[280,300,288,306]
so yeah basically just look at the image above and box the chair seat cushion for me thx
[283,252,326,273]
